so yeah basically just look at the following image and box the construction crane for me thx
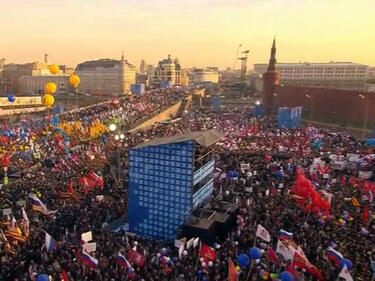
[238,50,249,81]
[232,44,242,70]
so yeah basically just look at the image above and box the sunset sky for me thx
[0,0,374,69]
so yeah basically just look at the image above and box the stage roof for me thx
[133,129,223,149]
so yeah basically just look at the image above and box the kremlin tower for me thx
[262,38,280,114]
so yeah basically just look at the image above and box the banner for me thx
[81,231,92,243]
[83,242,97,253]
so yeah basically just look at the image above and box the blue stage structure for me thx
[131,84,145,95]
[129,130,223,240]
[212,96,221,110]
[253,104,264,117]
[278,106,302,128]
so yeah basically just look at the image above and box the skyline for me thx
[0,0,374,68]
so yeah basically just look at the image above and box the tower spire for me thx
[267,38,277,71]
[121,50,124,62]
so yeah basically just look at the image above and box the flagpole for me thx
[194,241,202,281]
[245,236,257,281]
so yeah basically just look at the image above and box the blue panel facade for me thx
[129,141,194,240]
[213,96,221,110]
[278,106,302,128]
[193,160,214,185]
[131,84,145,95]
[290,106,302,128]
[278,107,291,128]
[192,178,214,208]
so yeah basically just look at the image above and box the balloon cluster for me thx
[42,64,80,110]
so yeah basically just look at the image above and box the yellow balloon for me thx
[45,82,57,95]
[43,94,55,107]
[235,266,240,271]
[48,64,60,75]
[69,74,80,87]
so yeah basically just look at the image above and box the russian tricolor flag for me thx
[82,250,99,269]
[31,194,48,214]
[327,247,343,266]
[116,252,131,269]
[280,229,293,240]
[45,232,57,252]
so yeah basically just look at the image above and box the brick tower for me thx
[262,38,280,114]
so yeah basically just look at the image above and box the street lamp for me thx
[109,123,117,132]
[359,94,368,139]
[305,94,313,121]
[255,100,261,105]
[120,133,125,140]
[114,134,120,141]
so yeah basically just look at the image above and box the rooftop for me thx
[133,129,223,149]
[254,62,368,67]
[76,59,135,70]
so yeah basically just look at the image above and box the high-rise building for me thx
[76,54,136,95]
[139,59,147,74]
[262,38,281,114]
[254,62,369,91]
[154,55,181,85]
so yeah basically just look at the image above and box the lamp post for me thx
[359,94,369,139]
[305,94,313,121]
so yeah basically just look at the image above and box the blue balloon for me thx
[197,270,203,277]
[237,253,250,268]
[280,271,294,281]
[249,247,261,260]
[37,274,49,281]
[52,116,59,126]
[202,277,208,281]
[7,94,16,103]
[3,131,10,137]
[340,258,353,270]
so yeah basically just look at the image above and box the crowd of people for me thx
[1,90,375,281]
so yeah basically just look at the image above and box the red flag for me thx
[200,244,216,262]
[363,206,370,223]
[341,175,347,186]
[293,251,324,280]
[2,153,11,167]
[128,250,146,267]
[67,182,75,195]
[268,248,279,264]
[286,264,295,274]
[62,270,69,281]
[228,258,238,281]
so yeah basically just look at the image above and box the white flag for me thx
[339,265,353,281]
[276,239,295,260]
[193,237,200,248]
[11,216,16,229]
[186,238,194,249]
[178,243,185,259]
[256,224,271,242]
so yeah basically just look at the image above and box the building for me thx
[139,59,147,74]
[154,55,181,85]
[189,68,220,84]
[262,38,281,114]
[181,69,189,86]
[76,54,136,95]
[254,61,369,91]
[128,130,222,239]
[17,75,72,95]
[368,67,375,80]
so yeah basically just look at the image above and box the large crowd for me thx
[1,90,375,281]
